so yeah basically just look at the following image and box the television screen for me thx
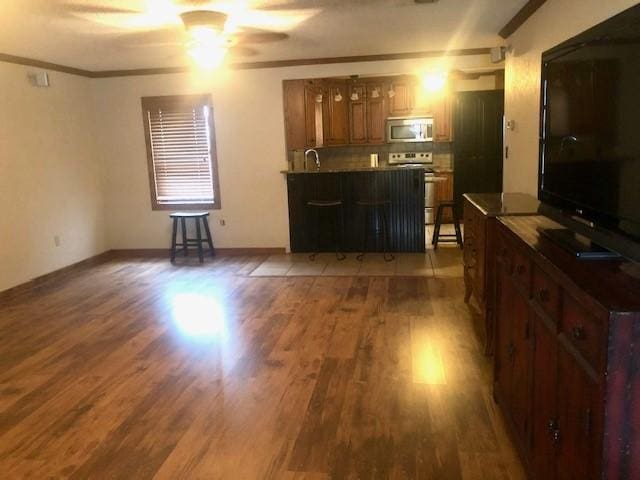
[540,7,640,243]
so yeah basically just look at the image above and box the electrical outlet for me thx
[54,235,61,247]
[219,219,226,226]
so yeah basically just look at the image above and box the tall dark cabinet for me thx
[453,90,504,214]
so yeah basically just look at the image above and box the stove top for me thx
[388,151,433,165]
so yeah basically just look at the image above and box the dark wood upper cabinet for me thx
[283,75,456,149]
[322,81,349,146]
[348,83,367,144]
[388,77,415,116]
[366,82,387,144]
[304,80,323,147]
[282,79,306,151]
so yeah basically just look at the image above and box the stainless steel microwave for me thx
[386,116,434,143]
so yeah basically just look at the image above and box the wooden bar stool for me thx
[432,200,463,249]
[170,212,215,263]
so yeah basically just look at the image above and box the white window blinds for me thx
[141,95,219,209]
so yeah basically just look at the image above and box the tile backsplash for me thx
[289,142,453,171]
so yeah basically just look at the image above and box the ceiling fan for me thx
[54,1,299,69]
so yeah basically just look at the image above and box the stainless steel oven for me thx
[386,116,434,143]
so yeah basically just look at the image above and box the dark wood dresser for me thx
[493,214,640,480]
[462,193,541,353]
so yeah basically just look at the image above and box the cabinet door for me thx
[366,83,387,144]
[434,95,453,142]
[388,78,415,116]
[509,277,532,442]
[304,81,323,147]
[531,313,558,480]
[495,263,532,442]
[283,80,307,150]
[555,347,601,480]
[495,265,513,405]
[348,84,367,144]
[434,172,454,223]
[323,82,349,145]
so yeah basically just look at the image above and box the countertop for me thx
[463,192,541,217]
[280,165,427,174]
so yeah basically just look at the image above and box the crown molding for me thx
[0,53,93,77]
[1,48,492,79]
[499,0,547,39]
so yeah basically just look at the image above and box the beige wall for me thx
[94,54,495,251]
[0,63,106,292]
[503,0,638,195]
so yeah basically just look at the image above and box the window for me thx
[141,94,220,210]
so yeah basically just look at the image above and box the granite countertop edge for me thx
[280,166,428,174]
[463,192,541,217]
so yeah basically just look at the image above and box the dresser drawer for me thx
[532,265,561,321]
[463,199,477,238]
[561,295,605,370]
[495,229,514,273]
[511,247,531,293]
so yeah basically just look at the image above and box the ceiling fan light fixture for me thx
[181,11,230,70]
[187,38,228,70]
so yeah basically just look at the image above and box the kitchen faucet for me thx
[304,148,320,171]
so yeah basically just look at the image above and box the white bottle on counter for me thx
[370,153,379,168]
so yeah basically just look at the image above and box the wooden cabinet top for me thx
[463,192,540,217]
[498,215,640,314]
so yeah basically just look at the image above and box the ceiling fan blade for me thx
[228,46,259,57]
[60,3,141,15]
[175,0,214,6]
[115,27,185,47]
[235,30,289,44]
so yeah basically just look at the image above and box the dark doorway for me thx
[453,90,505,213]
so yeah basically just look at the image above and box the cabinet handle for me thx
[538,289,550,302]
[516,264,526,275]
[552,429,561,445]
[547,418,557,433]
[572,325,585,340]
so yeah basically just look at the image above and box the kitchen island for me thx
[283,166,425,253]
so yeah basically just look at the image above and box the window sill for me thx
[152,202,220,211]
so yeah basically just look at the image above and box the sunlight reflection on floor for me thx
[170,292,227,341]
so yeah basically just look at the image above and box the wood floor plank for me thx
[0,255,525,479]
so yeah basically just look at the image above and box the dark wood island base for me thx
[284,167,425,253]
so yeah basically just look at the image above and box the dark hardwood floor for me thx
[0,255,525,479]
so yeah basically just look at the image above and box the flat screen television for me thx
[539,4,640,262]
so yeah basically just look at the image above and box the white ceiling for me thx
[0,0,527,71]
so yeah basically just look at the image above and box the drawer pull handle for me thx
[572,326,585,340]
[538,289,550,302]
[547,418,557,433]
[516,264,526,275]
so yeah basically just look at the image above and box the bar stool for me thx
[432,200,463,249]
[356,199,394,262]
[170,212,215,263]
[307,200,346,261]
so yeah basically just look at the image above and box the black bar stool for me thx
[432,200,463,249]
[356,199,394,262]
[170,212,215,263]
[307,200,346,261]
